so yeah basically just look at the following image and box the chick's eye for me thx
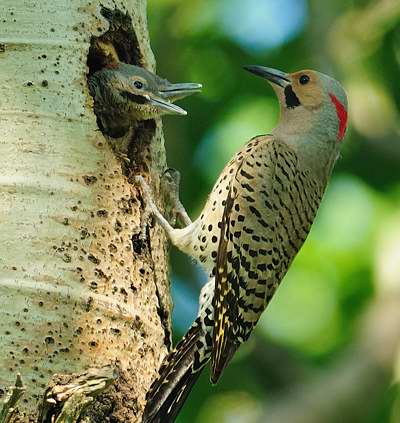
[299,74,310,85]
[134,81,144,89]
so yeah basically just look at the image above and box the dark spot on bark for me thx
[108,243,117,253]
[45,336,55,345]
[62,254,71,263]
[85,297,94,311]
[83,175,98,185]
[97,209,109,218]
[131,233,146,255]
[114,219,122,233]
[88,254,100,265]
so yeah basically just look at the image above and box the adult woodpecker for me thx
[88,62,202,138]
[136,66,348,423]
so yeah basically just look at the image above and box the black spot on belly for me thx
[284,85,301,109]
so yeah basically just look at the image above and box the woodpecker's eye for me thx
[134,81,144,89]
[299,75,310,85]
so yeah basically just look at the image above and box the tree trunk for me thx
[0,1,170,421]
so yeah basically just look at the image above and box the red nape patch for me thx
[329,93,348,141]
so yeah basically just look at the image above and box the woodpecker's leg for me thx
[134,175,192,247]
[134,175,171,239]
[160,168,192,227]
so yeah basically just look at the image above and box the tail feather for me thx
[142,323,208,423]
[144,365,203,423]
[211,338,238,384]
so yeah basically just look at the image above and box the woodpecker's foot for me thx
[115,151,131,165]
[133,175,157,241]
[134,174,189,245]
[161,168,192,227]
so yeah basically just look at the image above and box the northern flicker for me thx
[88,63,202,138]
[136,65,348,423]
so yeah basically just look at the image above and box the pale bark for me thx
[0,1,170,421]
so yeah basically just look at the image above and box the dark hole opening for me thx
[86,7,156,173]
[87,7,143,77]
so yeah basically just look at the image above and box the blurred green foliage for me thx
[148,0,400,421]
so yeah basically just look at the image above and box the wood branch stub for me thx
[0,374,25,423]
[38,366,116,423]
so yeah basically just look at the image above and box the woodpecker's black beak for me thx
[159,83,203,101]
[243,65,290,88]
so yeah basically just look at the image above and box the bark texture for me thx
[0,1,171,421]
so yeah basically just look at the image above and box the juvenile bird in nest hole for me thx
[136,65,348,423]
[88,62,202,139]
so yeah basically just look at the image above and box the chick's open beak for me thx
[159,83,203,101]
[243,65,290,88]
[146,94,188,116]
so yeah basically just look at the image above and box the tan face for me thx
[288,70,324,110]
[243,65,348,143]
